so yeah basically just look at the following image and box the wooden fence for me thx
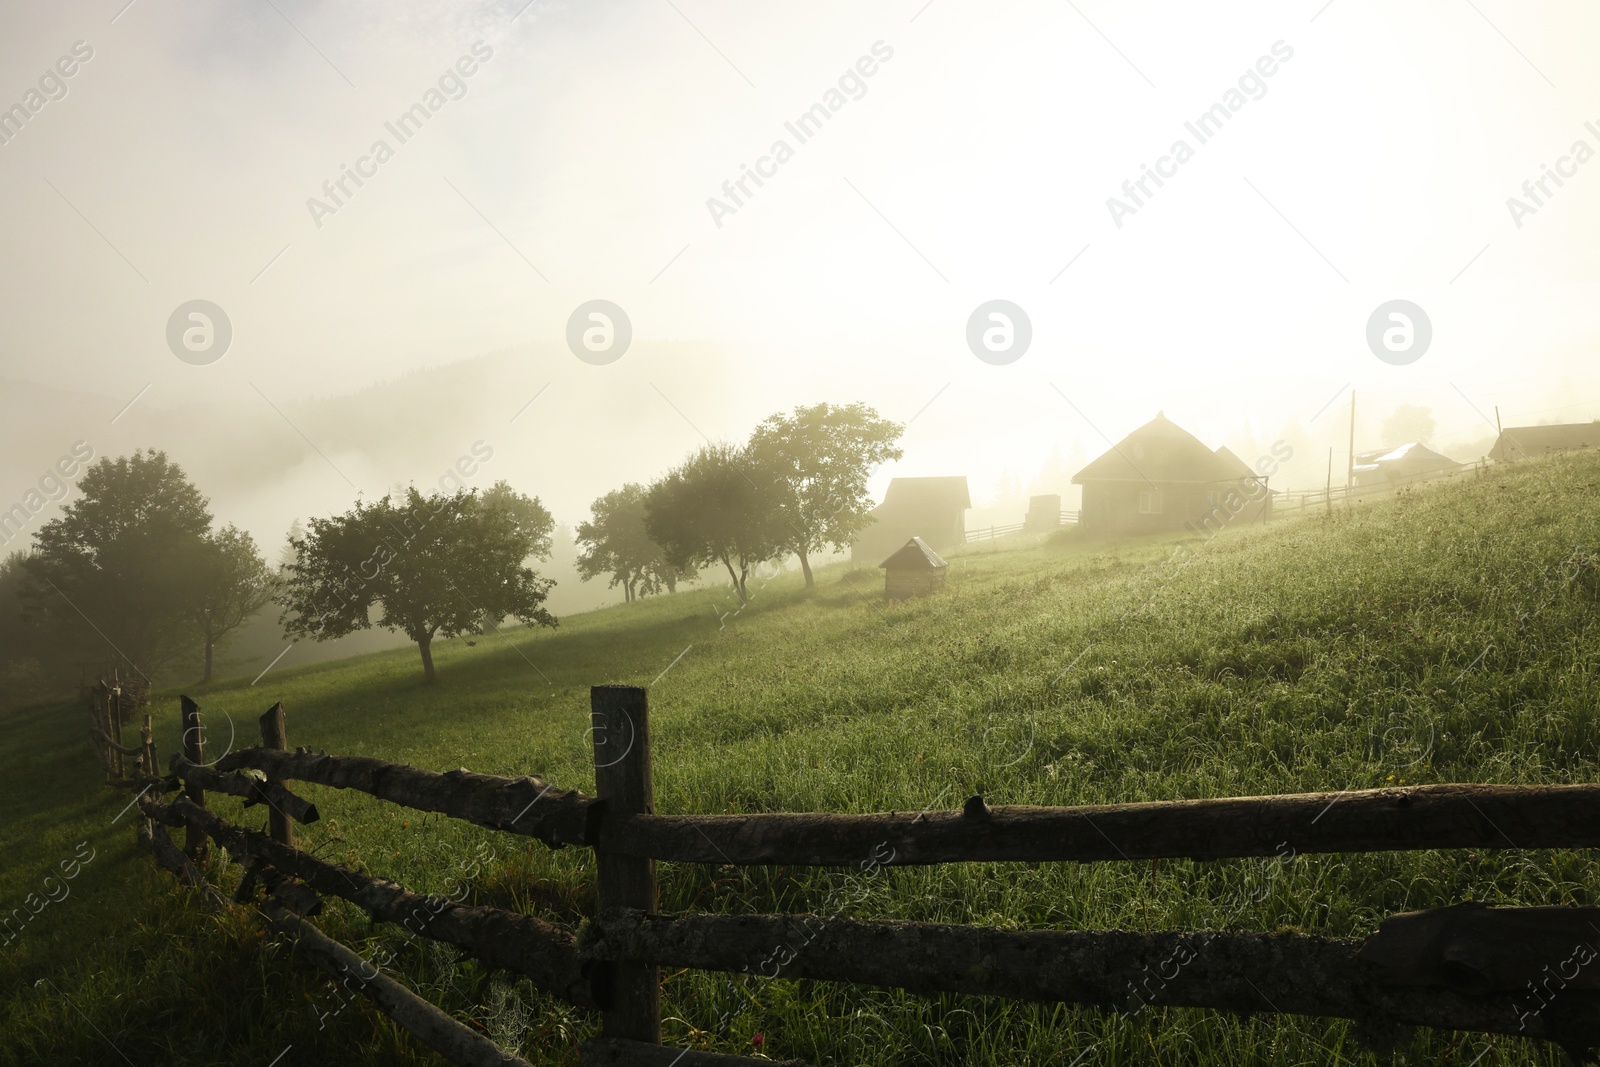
[964,511,1080,543]
[111,685,1600,1065]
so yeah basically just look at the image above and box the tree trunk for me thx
[797,548,814,589]
[417,632,436,684]
[721,555,745,606]
[201,630,215,684]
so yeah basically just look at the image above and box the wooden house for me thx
[1490,422,1600,462]
[1072,413,1270,536]
[1024,494,1062,532]
[880,537,948,599]
[851,476,971,563]
[1351,442,1460,487]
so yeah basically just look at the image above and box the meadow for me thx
[3,451,1598,1066]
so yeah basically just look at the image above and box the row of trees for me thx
[575,403,904,604]
[1,401,903,693]
[2,451,559,689]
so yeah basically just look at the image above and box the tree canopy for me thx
[575,483,688,602]
[189,525,275,683]
[644,444,777,605]
[747,402,904,587]
[23,450,214,679]
[278,482,557,683]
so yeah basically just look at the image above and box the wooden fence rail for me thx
[112,685,1600,1064]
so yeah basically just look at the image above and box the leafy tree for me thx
[23,450,212,679]
[278,482,557,683]
[189,526,275,683]
[645,444,777,605]
[575,483,688,602]
[1381,404,1437,447]
[747,403,904,587]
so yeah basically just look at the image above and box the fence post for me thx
[590,685,659,1044]
[180,696,208,861]
[259,702,293,847]
[109,685,126,779]
[139,713,154,780]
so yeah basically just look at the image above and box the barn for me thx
[850,476,971,564]
[1072,413,1270,536]
[1490,422,1600,462]
[880,537,948,599]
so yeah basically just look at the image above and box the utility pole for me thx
[1326,447,1334,514]
[1495,405,1502,435]
[1346,390,1357,492]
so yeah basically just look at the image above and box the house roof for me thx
[1072,413,1251,485]
[1352,442,1460,473]
[1490,423,1600,462]
[879,536,948,570]
[878,476,971,511]
[1213,445,1258,480]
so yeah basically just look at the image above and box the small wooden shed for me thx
[880,537,948,599]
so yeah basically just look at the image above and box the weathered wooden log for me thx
[579,1038,809,1066]
[90,726,144,757]
[261,900,533,1067]
[579,909,1600,1053]
[154,797,601,1009]
[1358,902,1600,995]
[214,746,597,850]
[597,783,1600,867]
[169,755,320,826]
[591,686,660,1043]
[263,873,324,918]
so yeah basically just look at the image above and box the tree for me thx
[746,403,904,588]
[1381,404,1436,447]
[278,482,557,683]
[23,450,213,679]
[575,484,688,602]
[189,526,275,684]
[645,444,777,605]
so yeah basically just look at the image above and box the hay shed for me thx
[880,537,948,600]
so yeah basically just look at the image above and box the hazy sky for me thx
[3,0,1599,543]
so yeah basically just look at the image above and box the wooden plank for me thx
[596,783,1600,867]
[580,1038,808,1066]
[258,703,294,847]
[261,900,534,1067]
[582,909,1600,1051]
[215,747,597,850]
[591,685,659,1044]
[152,796,600,1009]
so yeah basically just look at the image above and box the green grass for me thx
[4,452,1600,1066]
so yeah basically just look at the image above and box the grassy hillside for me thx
[4,453,1599,1066]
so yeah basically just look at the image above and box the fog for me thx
[4,0,1599,617]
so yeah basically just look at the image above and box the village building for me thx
[1072,413,1270,536]
[1489,422,1600,462]
[879,536,948,599]
[1351,443,1461,487]
[850,476,970,563]
[1023,494,1062,532]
